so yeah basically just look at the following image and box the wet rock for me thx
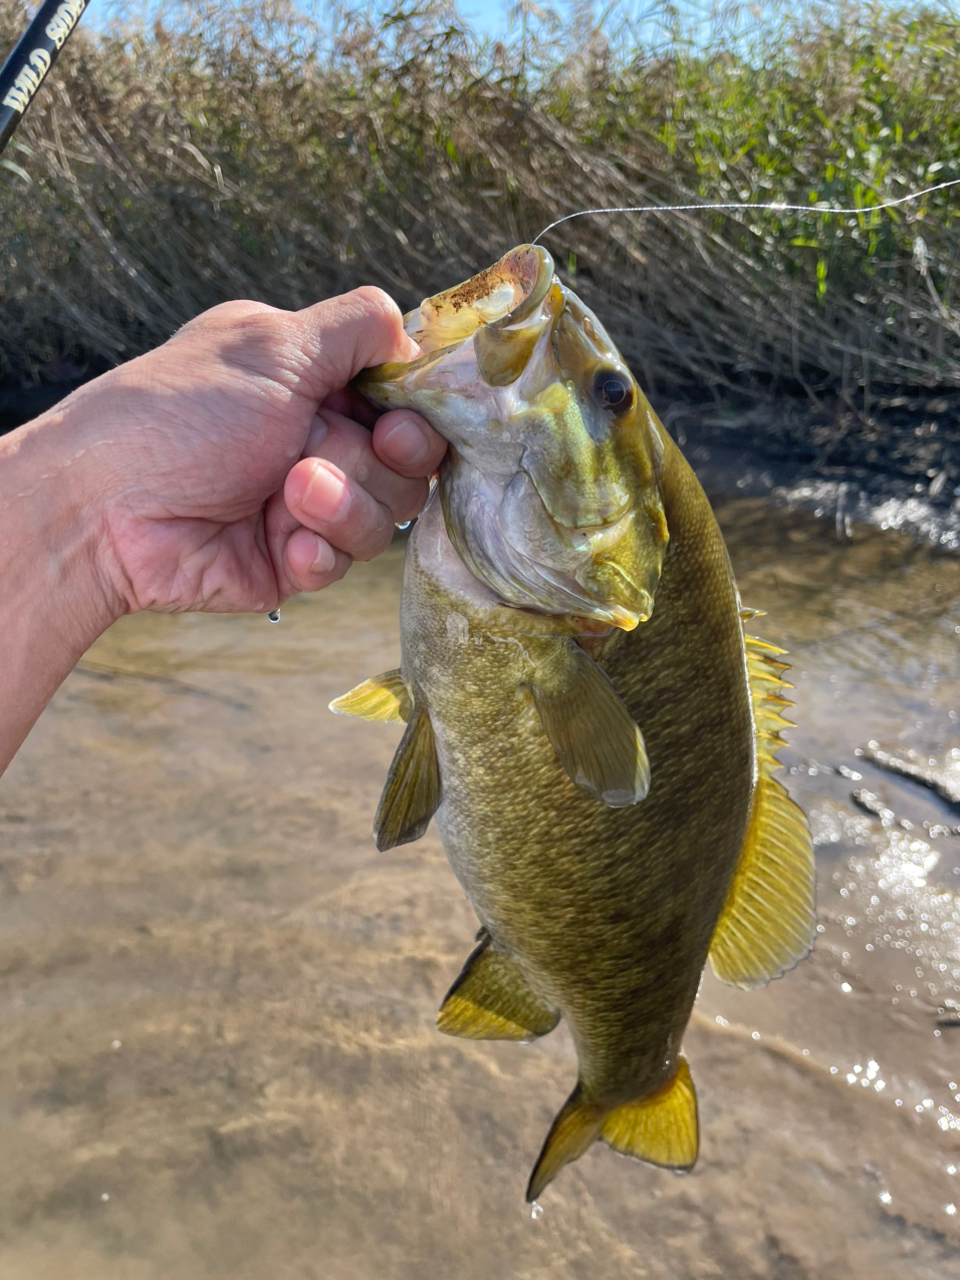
[864,743,960,809]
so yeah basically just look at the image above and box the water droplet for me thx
[111,1039,121,1050]
[841,982,852,993]
[879,1191,892,1205]
[946,1203,957,1216]
[101,1192,110,1202]
[530,1202,543,1221]
[267,610,281,624]
[395,520,412,531]
[751,1031,760,1040]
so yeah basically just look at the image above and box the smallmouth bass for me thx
[333,245,815,1200]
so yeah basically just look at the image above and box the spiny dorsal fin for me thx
[437,934,560,1041]
[373,704,441,850]
[529,642,650,808]
[600,1057,699,1170]
[708,633,815,989]
[329,670,412,724]
[525,1060,698,1202]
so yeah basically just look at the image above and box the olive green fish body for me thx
[334,245,815,1198]
[402,434,753,1106]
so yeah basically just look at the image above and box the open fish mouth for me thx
[359,244,669,630]
[401,245,555,353]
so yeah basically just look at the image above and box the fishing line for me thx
[531,176,960,244]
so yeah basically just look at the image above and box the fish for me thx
[331,244,815,1200]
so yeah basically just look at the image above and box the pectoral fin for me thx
[709,635,815,988]
[438,935,560,1041]
[373,704,441,850]
[329,670,412,724]
[530,643,650,807]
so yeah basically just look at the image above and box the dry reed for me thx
[1,0,958,432]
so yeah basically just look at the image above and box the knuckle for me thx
[349,284,398,320]
[179,299,276,334]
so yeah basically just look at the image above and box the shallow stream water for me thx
[1,489,959,1279]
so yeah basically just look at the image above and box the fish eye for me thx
[593,370,633,412]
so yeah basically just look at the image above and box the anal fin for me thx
[438,935,560,1041]
[329,669,412,723]
[373,704,441,850]
[530,642,650,808]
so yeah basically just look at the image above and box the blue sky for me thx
[75,1,882,49]
[459,0,508,35]
[460,0,528,38]
[78,1,723,43]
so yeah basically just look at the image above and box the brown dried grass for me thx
[1,0,958,411]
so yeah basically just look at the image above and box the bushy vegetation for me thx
[2,0,959,418]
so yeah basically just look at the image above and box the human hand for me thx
[0,285,444,775]
[59,288,446,617]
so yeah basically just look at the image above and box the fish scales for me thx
[335,244,815,1199]
[404,455,752,1093]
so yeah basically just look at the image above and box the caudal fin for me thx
[525,1058,699,1201]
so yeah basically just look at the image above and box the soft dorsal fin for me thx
[709,633,816,989]
[437,933,560,1041]
[525,1058,699,1202]
[529,642,650,808]
[373,704,441,850]
[329,670,412,724]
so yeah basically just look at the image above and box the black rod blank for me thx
[0,0,89,158]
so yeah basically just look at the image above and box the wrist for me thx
[0,406,123,774]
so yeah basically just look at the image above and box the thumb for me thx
[289,286,421,404]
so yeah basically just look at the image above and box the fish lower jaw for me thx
[501,602,645,636]
[573,595,650,631]
[597,606,645,631]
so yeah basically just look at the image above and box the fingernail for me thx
[381,416,430,468]
[311,535,336,574]
[304,413,330,454]
[301,459,349,518]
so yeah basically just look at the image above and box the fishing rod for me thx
[0,0,89,158]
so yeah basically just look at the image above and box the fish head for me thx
[357,244,669,630]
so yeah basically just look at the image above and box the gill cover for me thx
[358,245,669,630]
